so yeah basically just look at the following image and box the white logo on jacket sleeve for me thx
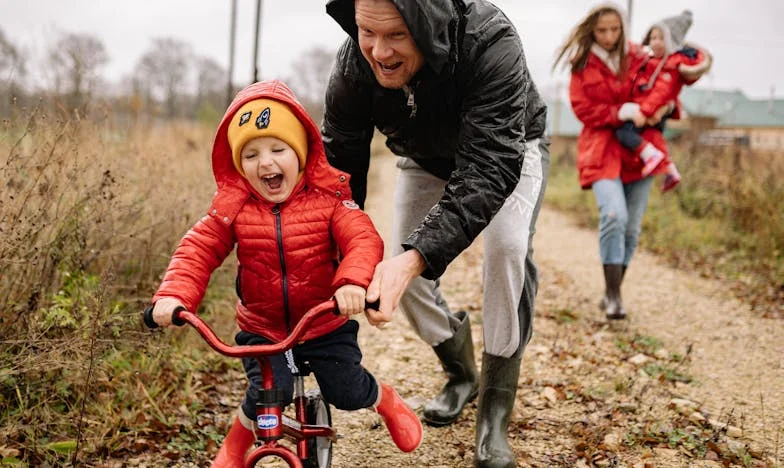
[342,200,359,210]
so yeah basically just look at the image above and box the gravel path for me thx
[323,152,782,467]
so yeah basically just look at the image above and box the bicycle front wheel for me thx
[302,389,332,468]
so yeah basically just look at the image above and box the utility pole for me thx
[252,0,264,83]
[226,0,237,106]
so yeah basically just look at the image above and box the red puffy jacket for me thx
[570,43,670,189]
[631,48,710,120]
[154,81,384,342]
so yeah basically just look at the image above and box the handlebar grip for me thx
[143,304,188,328]
[365,300,379,311]
[171,306,187,327]
[143,305,158,329]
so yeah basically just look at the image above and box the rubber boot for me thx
[603,264,626,320]
[599,265,626,311]
[211,415,256,468]
[475,353,521,468]
[423,310,479,426]
[375,382,423,453]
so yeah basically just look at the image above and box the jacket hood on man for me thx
[326,0,460,77]
[210,80,352,222]
[323,0,548,279]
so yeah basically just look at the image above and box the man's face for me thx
[355,0,425,89]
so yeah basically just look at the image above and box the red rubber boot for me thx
[211,416,256,468]
[375,382,424,453]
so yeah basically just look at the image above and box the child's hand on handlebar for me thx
[152,297,186,327]
[334,285,367,316]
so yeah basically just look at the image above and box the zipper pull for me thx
[403,84,417,119]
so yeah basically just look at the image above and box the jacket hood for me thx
[212,80,351,207]
[326,0,460,76]
[643,10,693,55]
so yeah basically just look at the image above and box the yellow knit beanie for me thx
[227,99,308,176]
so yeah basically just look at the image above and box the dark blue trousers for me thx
[235,319,378,420]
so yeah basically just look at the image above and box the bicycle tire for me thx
[302,388,333,468]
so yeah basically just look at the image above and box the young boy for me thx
[616,10,712,192]
[149,80,423,466]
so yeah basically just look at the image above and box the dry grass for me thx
[0,105,221,464]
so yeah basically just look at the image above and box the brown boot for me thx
[423,311,479,426]
[599,265,626,311]
[603,264,626,320]
[375,382,423,453]
[211,415,255,468]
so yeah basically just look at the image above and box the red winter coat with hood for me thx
[570,42,670,189]
[630,47,710,120]
[154,80,383,342]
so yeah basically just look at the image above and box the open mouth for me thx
[262,173,283,190]
[378,61,403,73]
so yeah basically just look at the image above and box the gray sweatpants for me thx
[392,138,549,358]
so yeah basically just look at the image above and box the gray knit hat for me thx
[645,9,693,53]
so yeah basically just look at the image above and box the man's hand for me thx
[334,284,367,316]
[152,297,186,327]
[364,249,426,328]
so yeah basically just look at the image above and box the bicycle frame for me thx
[171,301,339,468]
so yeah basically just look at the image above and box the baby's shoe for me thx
[640,143,666,178]
[661,163,682,193]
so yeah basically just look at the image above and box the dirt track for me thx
[324,152,782,467]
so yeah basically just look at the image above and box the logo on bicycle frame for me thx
[257,414,279,430]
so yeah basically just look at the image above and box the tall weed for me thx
[0,104,228,464]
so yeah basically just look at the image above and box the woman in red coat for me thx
[148,80,422,465]
[555,3,670,320]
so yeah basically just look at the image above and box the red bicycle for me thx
[143,300,344,467]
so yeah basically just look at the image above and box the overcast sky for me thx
[2,0,783,100]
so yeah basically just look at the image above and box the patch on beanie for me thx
[239,111,252,126]
[256,107,271,129]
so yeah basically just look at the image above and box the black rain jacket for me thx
[323,0,547,279]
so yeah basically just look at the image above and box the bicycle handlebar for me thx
[143,299,380,358]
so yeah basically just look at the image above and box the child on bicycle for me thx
[149,80,423,466]
[616,9,712,192]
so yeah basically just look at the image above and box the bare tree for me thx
[134,38,192,118]
[48,32,109,111]
[194,56,227,120]
[285,46,336,121]
[0,28,25,81]
[0,27,26,115]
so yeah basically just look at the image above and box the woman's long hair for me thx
[553,4,628,77]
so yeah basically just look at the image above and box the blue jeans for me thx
[591,177,654,265]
